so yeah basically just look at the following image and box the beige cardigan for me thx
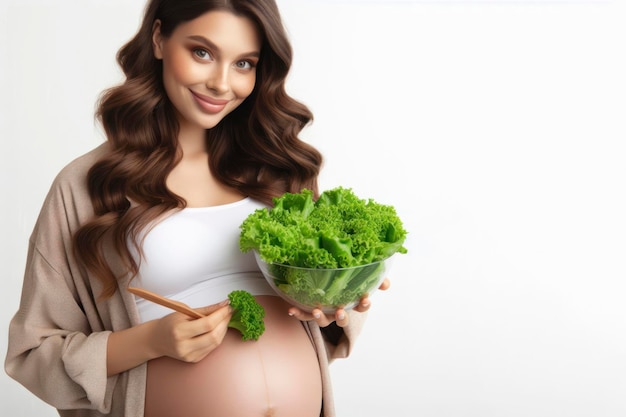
[5,144,364,417]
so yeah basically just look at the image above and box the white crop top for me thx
[130,197,276,322]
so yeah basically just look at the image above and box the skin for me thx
[106,11,390,376]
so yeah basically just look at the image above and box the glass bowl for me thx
[254,251,392,314]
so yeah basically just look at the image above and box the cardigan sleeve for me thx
[5,242,119,413]
[307,310,367,417]
[5,150,124,414]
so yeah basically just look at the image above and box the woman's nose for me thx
[206,65,229,94]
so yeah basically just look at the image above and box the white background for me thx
[1,0,625,416]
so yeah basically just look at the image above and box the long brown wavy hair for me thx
[73,0,323,299]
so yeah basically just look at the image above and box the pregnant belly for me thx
[143,296,323,417]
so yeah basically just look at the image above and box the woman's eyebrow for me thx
[186,35,260,59]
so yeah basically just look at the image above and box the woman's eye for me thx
[193,49,212,60]
[236,60,253,70]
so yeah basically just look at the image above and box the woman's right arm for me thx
[106,303,233,376]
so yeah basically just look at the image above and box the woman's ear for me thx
[152,19,164,59]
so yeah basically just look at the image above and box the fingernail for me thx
[337,312,345,320]
[288,311,294,316]
[313,312,321,319]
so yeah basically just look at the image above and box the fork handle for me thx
[127,287,205,319]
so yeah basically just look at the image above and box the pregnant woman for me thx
[5,1,389,416]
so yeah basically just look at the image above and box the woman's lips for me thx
[191,91,229,114]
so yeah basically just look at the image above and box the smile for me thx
[190,91,229,114]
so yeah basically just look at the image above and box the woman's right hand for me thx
[149,300,233,363]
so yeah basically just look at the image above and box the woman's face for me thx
[152,11,261,132]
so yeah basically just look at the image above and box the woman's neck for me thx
[169,121,244,207]
[176,120,208,159]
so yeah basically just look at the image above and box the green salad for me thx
[239,187,407,307]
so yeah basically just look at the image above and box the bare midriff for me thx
[143,296,323,417]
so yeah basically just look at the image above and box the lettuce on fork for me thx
[239,187,408,308]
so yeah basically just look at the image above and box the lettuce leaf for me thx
[240,187,407,267]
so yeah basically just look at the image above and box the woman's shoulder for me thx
[41,142,111,217]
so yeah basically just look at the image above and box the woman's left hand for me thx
[288,277,391,328]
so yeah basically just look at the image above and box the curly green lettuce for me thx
[227,290,265,341]
[239,187,407,307]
